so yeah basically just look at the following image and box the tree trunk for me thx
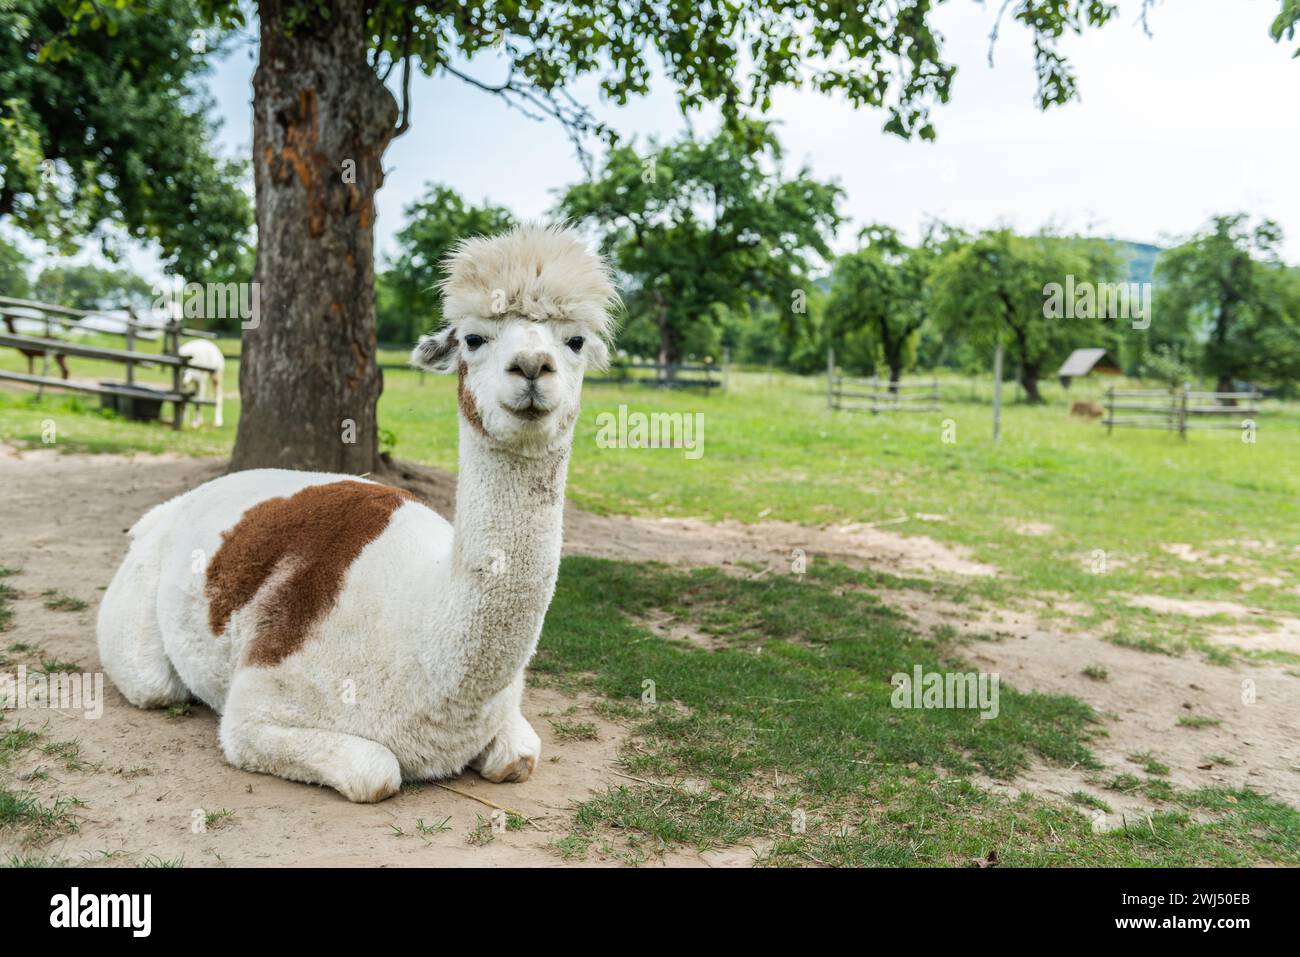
[230,0,397,473]
[1020,362,1043,403]
[655,300,676,382]
[886,359,902,394]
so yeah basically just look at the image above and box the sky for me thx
[28,0,1300,280]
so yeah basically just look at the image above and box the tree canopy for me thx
[928,230,1123,401]
[33,263,155,312]
[0,0,252,280]
[1156,214,1300,390]
[825,225,956,384]
[561,122,841,365]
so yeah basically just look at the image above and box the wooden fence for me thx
[586,357,725,392]
[826,351,939,413]
[1104,384,1262,439]
[0,296,217,429]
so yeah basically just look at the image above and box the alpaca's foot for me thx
[220,718,402,803]
[472,711,542,784]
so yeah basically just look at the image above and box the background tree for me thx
[377,185,515,346]
[929,230,1123,402]
[34,264,155,313]
[45,0,1206,470]
[561,123,841,371]
[825,225,937,388]
[1156,214,1300,391]
[0,236,31,298]
[0,1,252,279]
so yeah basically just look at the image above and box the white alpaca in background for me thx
[97,225,616,801]
[178,338,225,428]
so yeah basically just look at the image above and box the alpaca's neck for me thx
[444,427,570,700]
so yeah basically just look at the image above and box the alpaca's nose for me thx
[507,350,556,381]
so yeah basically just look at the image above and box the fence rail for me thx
[0,296,214,428]
[826,352,939,413]
[586,359,724,392]
[1105,384,1261,439]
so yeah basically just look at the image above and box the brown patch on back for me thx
[206,481,413,667]
[457,360,489,437]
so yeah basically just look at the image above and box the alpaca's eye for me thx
[566,336,584,353]
[464,334,486,351]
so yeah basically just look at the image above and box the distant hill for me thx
[1110,240,1163,287]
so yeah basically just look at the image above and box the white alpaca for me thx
[178,339,225,428]
[97,225,616,802]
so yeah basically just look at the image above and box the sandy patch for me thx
[627,609,725,651]
[1011,520,1053,537]
[1126,595,1300,656]
[956,621,1300,806]
[1161,543,1232,566]
[1127,595,1260,618]
[880,589,1300,811]
[0,449,638,866]
[565,516,996,579]
[383,455,997,579]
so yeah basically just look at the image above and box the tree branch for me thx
[392,12,414,137]
[441,63,605,172]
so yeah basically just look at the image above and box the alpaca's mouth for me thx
[504,400,551,421]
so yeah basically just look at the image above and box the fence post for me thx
[124,312,136,386]
[1179,381,1189,440]
[36,313,50,401]
[992,342,1003,444]
[169,321,184,431]
[1106,385,1114,436]
[826,347,834,410]
[722,348,730,393]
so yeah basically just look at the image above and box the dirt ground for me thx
[2,445,1298,864]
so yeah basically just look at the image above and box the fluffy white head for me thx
[410,224,618,455]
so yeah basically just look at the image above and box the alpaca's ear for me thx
[410,327,459,373]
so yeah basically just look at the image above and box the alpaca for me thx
[96,225,616,802]
[178,338,225,428]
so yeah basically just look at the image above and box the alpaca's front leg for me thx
[213,373,224,427]
[220,711,402,803]
[471,675,542,783]
[472,708,542,783]
[191,377,206,428]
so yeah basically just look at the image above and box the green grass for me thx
[549,718,600,741]
[0,725,41,768]
[533,557,1300,865]
[40,590,87,613]
[0,786,82,841]
[3,350,1299,865]
[0,584,15,633]
[1128,752,1171,776]
[203,808,235,829]
[5,357,1297,658]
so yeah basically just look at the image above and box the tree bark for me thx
[230,0,397,474]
